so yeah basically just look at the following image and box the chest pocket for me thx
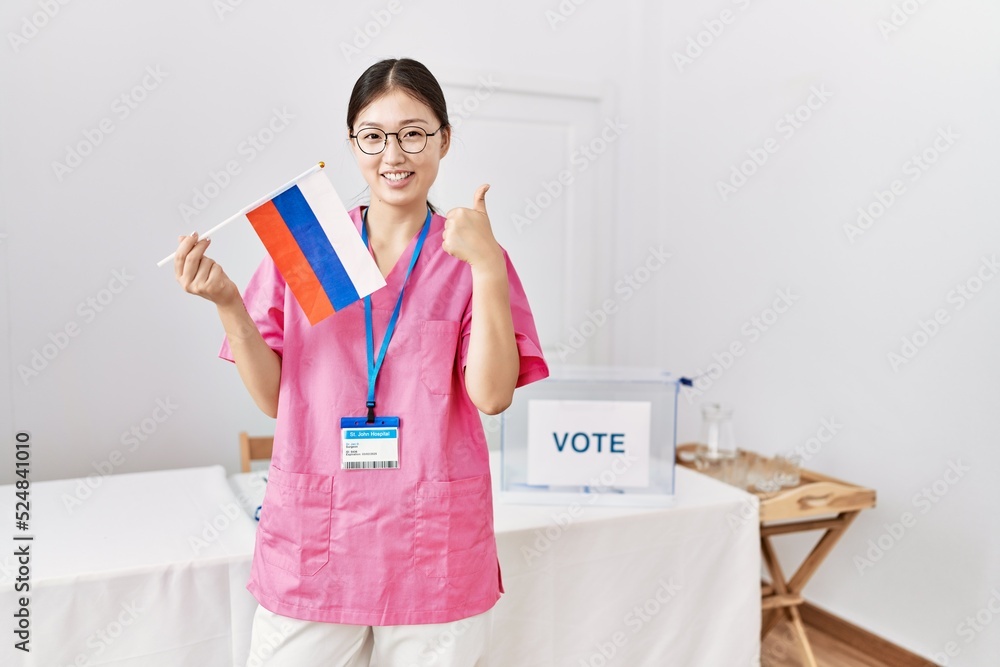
[258,465,332,576]
[419,320,460,395]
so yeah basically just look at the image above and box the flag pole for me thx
[156,161,326,268]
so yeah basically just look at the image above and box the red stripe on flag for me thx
[247,200,335,325]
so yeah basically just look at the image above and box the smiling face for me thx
[350,88,450,214]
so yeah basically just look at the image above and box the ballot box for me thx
[500,366,679,506]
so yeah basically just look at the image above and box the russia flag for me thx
[246,169,385,325]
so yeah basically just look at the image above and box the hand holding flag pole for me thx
[156,161,326,268]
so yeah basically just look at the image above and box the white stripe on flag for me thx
[297,169,386,298]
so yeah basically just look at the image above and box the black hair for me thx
[347,58,450,214]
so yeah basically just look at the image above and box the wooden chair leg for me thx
[787,511,859,592]
[761,534,817,666]
[239,432,251,473]
[760,536,793,638]
[760,512,864,664]
[783,603,817,666]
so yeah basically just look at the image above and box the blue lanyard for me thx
[361,207,432,422]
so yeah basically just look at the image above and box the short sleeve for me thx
[218,254,286,363]
[459,249,549,388]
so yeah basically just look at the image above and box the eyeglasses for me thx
[350,125,444,155]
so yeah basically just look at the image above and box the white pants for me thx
[245,603,493,667]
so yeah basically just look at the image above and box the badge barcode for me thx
[343,461,399,470]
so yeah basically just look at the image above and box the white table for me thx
[0,460,759,667]
[0,466,259,667]
[487,456,761,667]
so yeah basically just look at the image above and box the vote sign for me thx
[526,399,651,488]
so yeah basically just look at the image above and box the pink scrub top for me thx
[219,205,549,626]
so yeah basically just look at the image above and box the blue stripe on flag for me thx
[272,185,360,310]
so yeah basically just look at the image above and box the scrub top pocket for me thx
[414,474,492,578]
[419,319,460,395]
[258,465,333,576]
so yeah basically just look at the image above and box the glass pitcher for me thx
[694,404,740,485]
[699,403,736,461]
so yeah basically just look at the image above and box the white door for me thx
[436,73,618,366]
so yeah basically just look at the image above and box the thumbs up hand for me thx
[443,184,504,268]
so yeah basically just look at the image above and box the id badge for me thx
[340,416,400,470]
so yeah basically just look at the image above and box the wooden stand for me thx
[676,445,876,667]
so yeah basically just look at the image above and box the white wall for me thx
[641,3,999,666]
[1,0,998,664]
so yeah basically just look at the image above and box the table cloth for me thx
[0,457,759,666]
